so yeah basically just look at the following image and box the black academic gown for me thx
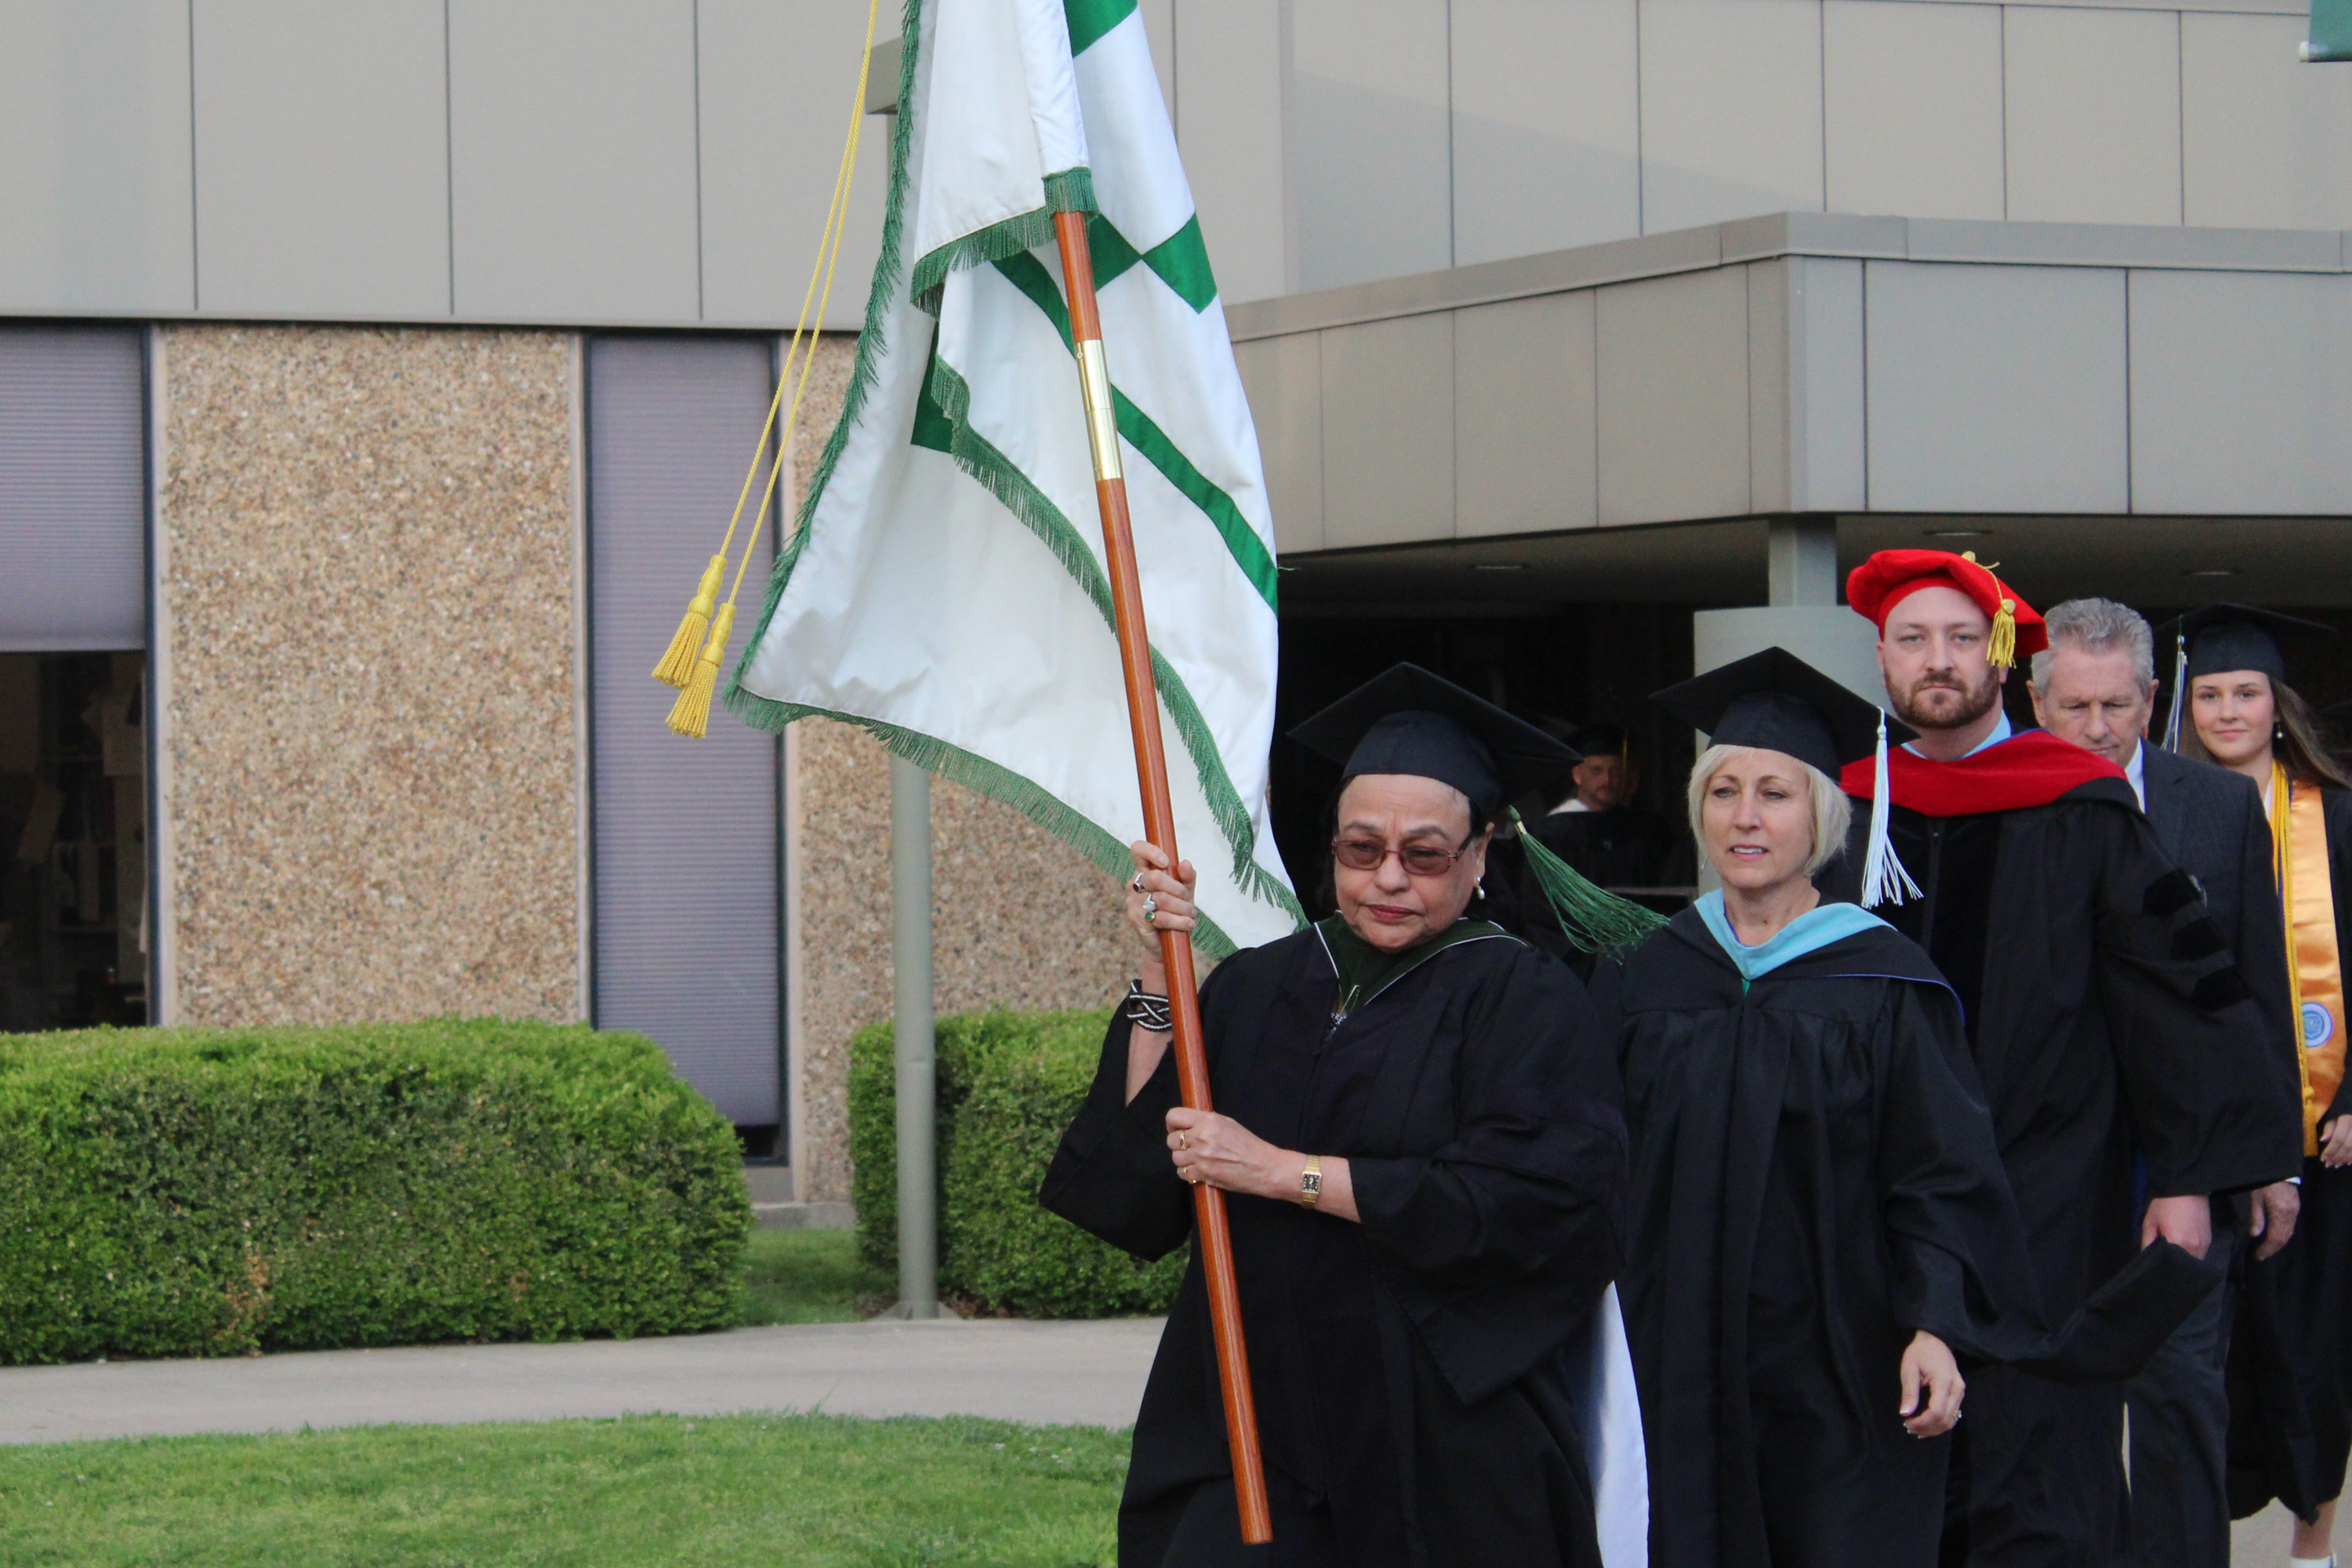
[1828,773,2299,1564]
[2230,786,2352,1521]
[1598,912,2133,1568]
[1040,924,1626,1568]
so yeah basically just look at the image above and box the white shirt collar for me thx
[1904,710,2013,760]
[1551,798,1594,814]
[2123,739,2146,810]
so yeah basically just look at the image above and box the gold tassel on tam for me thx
[1988,597,2018,668]
[653,554,728,688]
[667,604,736,739]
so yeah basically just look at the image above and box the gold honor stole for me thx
[2274,762,2347,1154]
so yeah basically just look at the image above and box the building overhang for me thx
[1232,212,2352,608]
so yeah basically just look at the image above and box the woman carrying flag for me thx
[1043,664,1650,1568]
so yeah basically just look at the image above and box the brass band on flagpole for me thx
[1051,209,1275,1546]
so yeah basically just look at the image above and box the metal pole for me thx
[889,753,938,1319]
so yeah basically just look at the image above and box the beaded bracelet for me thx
[1122,979,1173,1033]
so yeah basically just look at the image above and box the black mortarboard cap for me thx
[1570,722,1629,757]
[1649,647,1913,779]
[1287,663,1579,819]
[2154,604,2334,682]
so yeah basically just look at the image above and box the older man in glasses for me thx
[2031,597,2299,1568]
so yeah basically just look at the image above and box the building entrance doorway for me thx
[0,652,147,1032]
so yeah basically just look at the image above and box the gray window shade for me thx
[0,328,146,652]
[588,336,781,1130]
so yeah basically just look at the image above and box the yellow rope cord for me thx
[724,1,879,608]
[668,0,880,736]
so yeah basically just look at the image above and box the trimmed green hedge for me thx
[0,1020,750,1365]
[850,1008,1183,1318]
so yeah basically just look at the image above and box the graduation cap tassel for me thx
[1987,597,2019,669]
[2161,634,2188,753]
[1860,710,1921,909]
[666,603,735,739]
[653,554,728,689]
[1507,808,1668,953]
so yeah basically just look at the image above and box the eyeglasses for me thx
[1330,832,1476,878]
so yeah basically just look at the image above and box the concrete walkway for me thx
[0,1317,1165,1446]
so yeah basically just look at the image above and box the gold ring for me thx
[1179,1132,1189,1149]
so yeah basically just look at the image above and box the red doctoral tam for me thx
[1846,549,2046,669]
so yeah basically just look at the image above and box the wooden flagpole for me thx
[1051,209,1272,1545]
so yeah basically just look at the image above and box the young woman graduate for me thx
[2168,606,2352,1564]
[1040,663,1655,1568]
[1594,648,2217,1568]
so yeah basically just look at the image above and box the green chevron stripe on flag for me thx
[728,0,1301,956]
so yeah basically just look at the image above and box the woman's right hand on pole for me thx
[1125,841,1198,990]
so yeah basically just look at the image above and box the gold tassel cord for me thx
[666,0,880,739]
[667,603,735,738]
[653,553,728,687]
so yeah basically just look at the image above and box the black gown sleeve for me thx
[1878,978,2223,1381]
[2092,800,2304,1197]
[1348,950,1629,1403]
[1876,978,2049,1353]
[1036,987,1201,1263]
[2319,789,2352,1127]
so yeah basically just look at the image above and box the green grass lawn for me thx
[739,1229,895,1326]
[0,1412,1127,1566]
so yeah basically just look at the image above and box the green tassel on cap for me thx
[1508,808,1668,953]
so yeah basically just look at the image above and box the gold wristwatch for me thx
[1299,1154,1323,1208]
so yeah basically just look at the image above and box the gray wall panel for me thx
[191,1,450,318]
[587,336,781,1127]
[2129,270,2352,516]
[1456,293,1595,537]
[1449,291,1599,535]
[1319,314,1453,547]
[1865,261,2129,513]
[1450,0,1640,266]
[1792,256,1866,514]
[1823,0,2005,222]
[1639,0,1824,235]
[1174,0,1287,303]
[2003,5,2183,226]
[1596,267,1751,524]
[1290,0,1450,291]
[449,0,700,321]
[0,328,148,652]
[0,1,194,314]
[1232,333,1323,554]
[699,0,887,328]
[2182,12,2352,231]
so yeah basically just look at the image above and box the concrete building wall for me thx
[142,322,1130,1197]
[155,325,582,1024]
[11,2,2346,325]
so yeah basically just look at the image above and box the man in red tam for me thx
[1826,550,2302,1568]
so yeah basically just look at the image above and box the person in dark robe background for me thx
[1042,665,1648,1568]
[2165,608,2352,1568]
[1822,551,2301,1568]
[1525,721,1687,893]
[2029,597,2301,1568]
